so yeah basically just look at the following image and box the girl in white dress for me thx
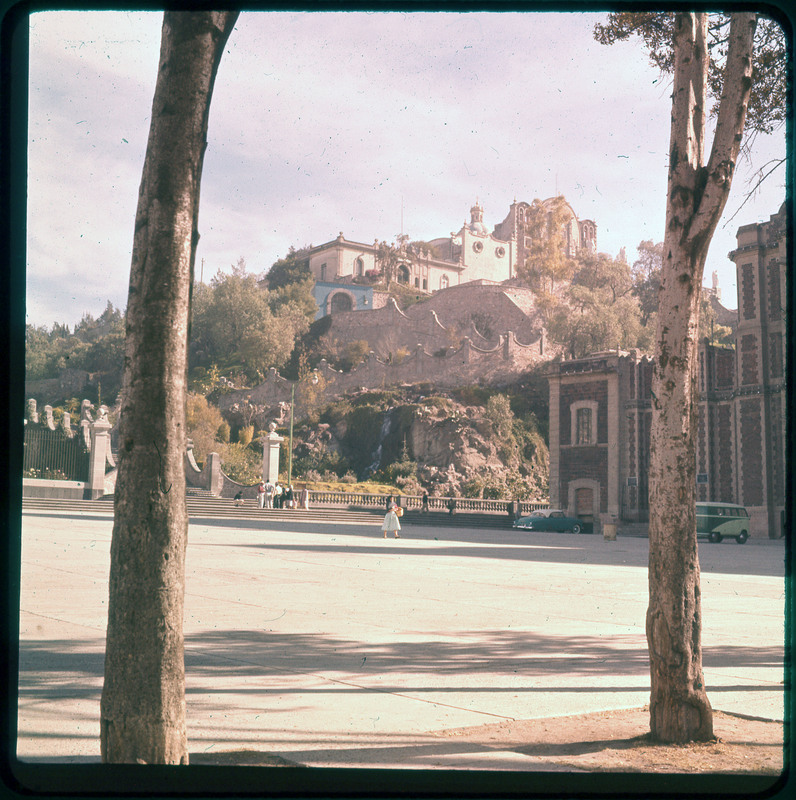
[382,507,401,538]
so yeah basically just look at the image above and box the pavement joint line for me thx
[184,645,518,722]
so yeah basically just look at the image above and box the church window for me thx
[495,246,505,258]
[355,257,364,276]
[472,241,483,253]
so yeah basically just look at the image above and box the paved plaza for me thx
[16,509,787,771]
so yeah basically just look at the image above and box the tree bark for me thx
[647,12,755,743]
[100,11,238,764]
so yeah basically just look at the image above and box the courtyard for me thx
[14,508,787,783]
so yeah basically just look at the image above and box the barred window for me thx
[576,407,592,445]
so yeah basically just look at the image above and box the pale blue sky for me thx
[26,10,787,326]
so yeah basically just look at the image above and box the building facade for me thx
[547,203,787,539]
[306,197,595,315]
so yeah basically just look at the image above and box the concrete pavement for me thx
[15,508,787,771]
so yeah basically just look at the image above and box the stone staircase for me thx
[22,494,520,530]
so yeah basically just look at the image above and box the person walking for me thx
[421,491,429,513]
[382,505,401,538]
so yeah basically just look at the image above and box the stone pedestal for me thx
[262,423,284,484]
[86,416,111,499]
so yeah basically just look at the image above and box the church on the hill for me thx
[309,197,596,316]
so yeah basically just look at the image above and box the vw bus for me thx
[696,502,750,544]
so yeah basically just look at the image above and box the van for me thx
[696,502,750,544]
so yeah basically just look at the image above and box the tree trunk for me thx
[100,11,237,764]
[647,11,756,743]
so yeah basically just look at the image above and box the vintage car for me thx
[696,502,750,543]
[512,509,584,534]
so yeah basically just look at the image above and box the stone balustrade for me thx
[307,490,547,516]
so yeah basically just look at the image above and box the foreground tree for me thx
[100,11,238,764]
[599,11,764,743]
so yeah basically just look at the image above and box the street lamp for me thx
[286,370,319,487]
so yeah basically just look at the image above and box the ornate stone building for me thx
[306,197,595,315]
[547,203,787,539]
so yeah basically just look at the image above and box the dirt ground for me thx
[192,707,785,774]
[432,706,785,774]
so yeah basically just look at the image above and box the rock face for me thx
[291,390,548,499]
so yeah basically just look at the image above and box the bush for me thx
[216,421,231,443]
[221,443,260,485]
[238,425,254,446]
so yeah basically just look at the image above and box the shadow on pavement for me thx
[18,631,783,698]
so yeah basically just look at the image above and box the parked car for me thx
[513,509,584,534]
[696,502,750,543]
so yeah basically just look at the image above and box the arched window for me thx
[355,257,364,276]
[398,264,410,284]
[440,274,449,290]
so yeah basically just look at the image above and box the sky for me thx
[26,9,787,326]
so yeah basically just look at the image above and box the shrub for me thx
[238,425,254,446]
[216,421,231,443]
[221,442,260,485]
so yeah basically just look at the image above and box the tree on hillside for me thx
[100,10,238,764]
[375,239,407,286]
[190,258,314,381]
[546,252,652,358]
[631,240,664,328]
[266,246,311,289]
[596,10,783,743]
[516,196,577,312]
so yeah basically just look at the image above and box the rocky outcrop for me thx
[291,390,548,500]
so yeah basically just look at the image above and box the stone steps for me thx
[21,496,519,529]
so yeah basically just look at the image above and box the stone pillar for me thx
[205,452,223,495]
[262,422,284,484]
[86,415,112,499]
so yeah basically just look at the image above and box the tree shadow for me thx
[17,631,783,701]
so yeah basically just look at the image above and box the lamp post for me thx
[286,370,319,487]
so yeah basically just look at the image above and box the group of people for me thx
[248,480,310,510]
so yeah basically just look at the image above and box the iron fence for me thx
[23,426,90,482]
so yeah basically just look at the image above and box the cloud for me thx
[24,9,786,324]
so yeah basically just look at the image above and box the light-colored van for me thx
[696,502,750,544]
